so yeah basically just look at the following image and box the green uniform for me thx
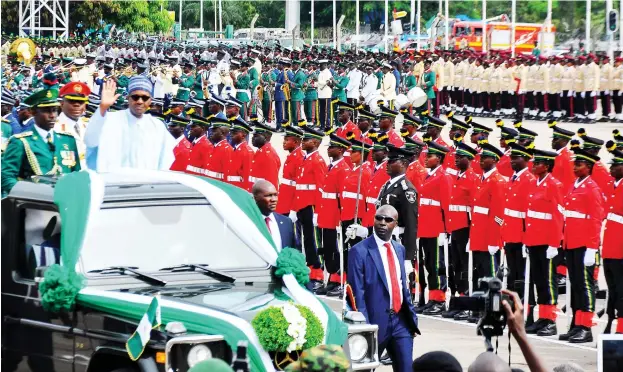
[192,72,204,99]
[116,75,130,105]
[304,70,319,126]
[289,68,307,122]
[422,70,436,99]
[1,130,81,196]
[260,71,273,120]
[2,119,13,154]
[13,73,24,86]
[375,70,384,89]
[404,73,417,91]
[331,75,349,127]
[60,71,71,84]
[176,73,195,101]
[234,71,251,103]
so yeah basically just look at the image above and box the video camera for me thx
[448,277,514,351]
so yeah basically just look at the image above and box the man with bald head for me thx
[252,180,297,250]
[348,204,420,372]
[468,352,511,372]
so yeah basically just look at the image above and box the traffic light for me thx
[608,10,619,33]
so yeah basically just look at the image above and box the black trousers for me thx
[600,92,611,117]
[574,93,585,116]
[500,92,511,110]
[566,247,596,313]
[528,245,558,306]
[561,91,573,116]
[586,94,596,115]
[322,228,339,274]
[418,237,445,292]
[548,93,560,113]
[450,227,470,295]
[480,92,490,111]
[472,250,500,291]
[537,92,547,112]
[613,91,622,114]
[526,93,536,110]
[464,90,472,107]
[515,93,525,117]
[454,89,464,107]
[318,98,331,130]
[297,205,322,269]
[505,242,525,293]
[604,259,623,319]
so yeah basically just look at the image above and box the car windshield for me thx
[78,203,268,273]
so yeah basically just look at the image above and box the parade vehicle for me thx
[1,171,379,372]
[451,20,556,54]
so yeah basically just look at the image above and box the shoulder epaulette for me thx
[401,179,408,191]
[1,117,10,123]
[56,131,75,137]
[13,131,33,138]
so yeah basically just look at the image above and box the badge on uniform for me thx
[405,190,417,204]
[60,150,76,166]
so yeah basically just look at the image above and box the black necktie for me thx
[481,175,485,181]
[511,175,517,183]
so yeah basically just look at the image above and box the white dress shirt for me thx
[482,167,497,180]
[346,68,363,99]
[34,125,54,143]
[264,212,282,250]
[373,233,403,306]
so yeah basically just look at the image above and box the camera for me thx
[448,277,514,351]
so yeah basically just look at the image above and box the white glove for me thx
[568,90,574,97]
[449,86,454,91]
[518,90,523,95]
[488,246,500,256]
[581,92,586,98]
[404,260,414,276]
[560,92,564,97]
[584,248,598,266]
[522,244,528,258]
[605,90,610,95]
[509,90,515,95]
[532,91,537,96]
[312,213,318,226]
[619,90,623,96]
[590,91,597,97]
[542,91,547,95]
[288,211,298,223]
[546,246,559,260]
[346,224,369,239]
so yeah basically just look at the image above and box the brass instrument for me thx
[282,68,291,100]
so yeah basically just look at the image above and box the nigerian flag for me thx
[126,296,161,360]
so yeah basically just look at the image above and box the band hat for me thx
[335,101,355,111]
[382,62,393,69]
[328,133,352,149]
[379,105,399,118]
[517,125,538,140]
[210,95,226,106]
[572,147,600,164]
[509,142,533,158]
[209,117,231,128]
[356,108,376,120]
[282,122,304,138]
[577,128,604,148]
[301,125,325,140]
[426,115,446,128]
[252,121,278,134]
[613,129,623,147]
[403,134,426,150]
[456,142,478,159]
[532,148,558,163]
[226,96,243,108]
[447,114,470,131]
[169,115,191,126]
[230,118,252,133]
[470,121,492,134]
[499,126,519,142]
[24,88,60,108]
[402,113,423,127]
[548,120,575,139]
[606,140,623,164]
[189,114,210,126]
[425,139,450,156]
[387,143,415,159]
[349,138,372,153]
[478,139,504,160]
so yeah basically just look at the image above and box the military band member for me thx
[402,134,427,192]
[363,136,390,229]
[380,63,397,110]
[342,139,373,248]
[174,62,196,102]
[335,102,359,140]
[233,60,251,119]
[613,58,623,122]
[576,128,614,192]
[304,61,319,126]
[205,117,233,181]
[444,112,471,176]
[274,59,289,129]
[549,121,576,193]
[169,117,192,172]
[2,89,81,196]
[289,59,307,124]
[184,115,213,176]
[227,118,254,190]
[584,55,600,123]
[317,60,333,130]
[249,121,281,192]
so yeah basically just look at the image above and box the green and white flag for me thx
[126,295,161,361]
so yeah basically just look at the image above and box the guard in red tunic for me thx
[523,149,565,337]
[249,121,281,192]
[205,117,233,182]
[603,142,623,334]
[468,141,507,320]
[402,132,427,191]
[496,125,519,178]
[275,124,305,215]
[418,115,449,166]
[468,120,493,175]
[378,106,405,147]
[559,148,606,344]
[576,128,614,192]
[316,134,352,297]
[227,118,254,190]
[444,142,480,321]
[341,139,373,245]
[415,140,452,315]
[501,143,537,321]
[549,121,576,193]
[400,112,424,142]
[444,112,471,177]
[184,115,214,176]
[362,136,390,228]
[169,117,193,172]
[335,102,360,140]
[291,125,328,291]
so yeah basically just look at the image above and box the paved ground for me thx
[267,115,620,371]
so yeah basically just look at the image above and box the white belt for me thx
[449,205,471,212]
[178,87,191,91]
[420,198,441,207]
[342,191,363,200]
[607,212,623,224]
[527,210,552,220]
[227,175,243,182]
[296,184,316,190]
[322,192,337,199]
[186,165,202,173]
[504,208,526,219]
[205,170,224,179]
[366,197,378,204]
[564,210,588,219]
[238,89,251,97]
[473,206,489,215]
[249,176,264,183]
[446,168,458,176]
[280,178,296,186]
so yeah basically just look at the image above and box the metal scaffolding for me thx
[19,0,69,38]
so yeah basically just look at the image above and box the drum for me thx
[407,87,428,108]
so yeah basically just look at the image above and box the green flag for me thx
[126,295,161,361]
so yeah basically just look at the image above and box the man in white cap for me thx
[84,76,175,171]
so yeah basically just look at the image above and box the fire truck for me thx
[451,17,555,54]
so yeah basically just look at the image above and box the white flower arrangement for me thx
[281,303,308,352]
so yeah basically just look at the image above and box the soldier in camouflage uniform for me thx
[284,345,351,372]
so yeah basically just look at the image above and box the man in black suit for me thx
[252,180,298,250]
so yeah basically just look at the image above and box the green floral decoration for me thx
[252,304,325,353]
[38,264,85,313]
[274,247,310,286]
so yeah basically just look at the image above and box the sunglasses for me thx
[374,215,396,223]
[130,94,151,102]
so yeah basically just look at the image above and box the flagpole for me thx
[200,0,204,30]
[356,0,360,51]
[333,0,337,49]
[311,0,315,46]
[586,0,591,52]
[482,0,487,54]
[511,0,516,57]
[444,0,449,50]
[410,0,415,34]
[416,0,421,51]
[384,0,389,53]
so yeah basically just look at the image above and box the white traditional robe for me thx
[84,109,175,172]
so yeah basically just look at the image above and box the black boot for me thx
[315,282,336,295]
[604,317,614,334]
[526,318,547,334]
[453,310,470,321]
[326,285,344,297]
[559,320,580,341]
[569,326,593,343]
[536,320,558,336]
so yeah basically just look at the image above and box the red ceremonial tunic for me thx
[227,141,254,190]
[292,150,327,212]
[336,121,361,140]
[501,168,536,244]
[249,143,281,192]
[386,129,405,147]
[362,161,390,227]
[417,166,452,238]
[552,147,575,194]
[317,158,351,229]
[406,160,427,191]
[602,179,623,259]
[443,147,459,177]
[185,136,213,176]
[170,136,192,172]
[276,146,305,215]
[446,168,480,233]
[469,169,507,252]
[523,174,565,248]
[591,161,614,193]
[497,149,513,178]
[205,139,233,182]
[341,162,373,221]
[419,136,449,166]
[563,176,605,250]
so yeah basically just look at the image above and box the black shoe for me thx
[468,311,481,323]
[415,301,433,313]
[604,319,614,334]
[526,318,547,334]
[380,351,392,365]
[314,282,336,295]
[598,117,609,122]
[423,301,446,316]
[454,310,470,321]
[326,285,343,297]
[309,280,324,293]
[569,327,593,343]
[442,309,460,318]
[559,326,581,341]
[536,320,557,336]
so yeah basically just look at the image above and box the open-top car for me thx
[1,170,379,372]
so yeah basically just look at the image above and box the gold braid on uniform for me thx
[19,137,60,176]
